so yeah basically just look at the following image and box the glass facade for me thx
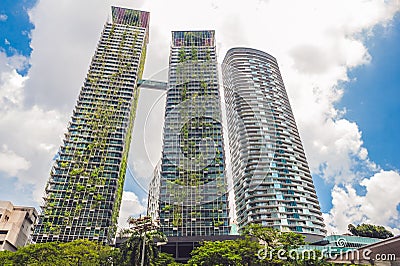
[32,7,149,244]
[222,47,326,240]
[148,31,230,237]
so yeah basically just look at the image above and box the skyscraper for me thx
[222,48,326,241]
[33,7,150,244]
[148,31,230,238]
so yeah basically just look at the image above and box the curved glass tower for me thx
[33,7,149,244]
[222,47,326,241]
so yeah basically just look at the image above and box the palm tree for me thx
[119,216,167,266]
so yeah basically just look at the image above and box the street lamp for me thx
[127,215,160,266]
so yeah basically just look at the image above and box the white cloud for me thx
[0,14,7,22]
[323,170,400,235]
[0,69,25,108]
[118,191,147,229]
[26,0,145,112]
[360,170,400,227]
[0,51,28,110]
[0,51,66,203]
[0,105,66,202]
[0,145,30,176]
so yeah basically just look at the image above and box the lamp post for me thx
[127,215,159,266]
[140,232,146,266]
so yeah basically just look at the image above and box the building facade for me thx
[222,47,326,241]
[32,6,149,244]
[147,161,161,223]
[148,31,230,237]
[0,201,38,251]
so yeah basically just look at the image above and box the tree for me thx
[118,216,167,266]
[154,252,182,266]
[188,224,331,266]
[61,239,119,265]
[0,250,14,265]
[12,241,60,265]
[234,237,264,265]
[348,223,394,239]
[0,239,118,266]
[118,229,167,266]
[242,223,281,247]
[279,231,306,250]
[188,240,245,265]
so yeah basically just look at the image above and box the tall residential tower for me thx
[33,7,149,244]
[148,31,230,238]
[222,48,326,241]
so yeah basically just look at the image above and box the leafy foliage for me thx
[348,223,394,239]
[189,240,243,265]
[0,225,336,265]
[188,224,330,266]
[0,236,172,266]
[0,239,119,266]
[154,252,183,266]
[118,229,167,266]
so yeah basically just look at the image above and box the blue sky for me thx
[0,0,399,234]
[315,13,400,212]
[340,14,400,172]
[0,0,36,75]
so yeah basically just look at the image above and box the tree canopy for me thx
[348,223,394,239]
[0,237,174,266]
[0,239,118,266]
[188,224,329,266]
[118,229,167,266]
[0,224,338,265]
[153,252,182,266]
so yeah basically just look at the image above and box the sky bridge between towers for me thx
[138,79,168,91]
